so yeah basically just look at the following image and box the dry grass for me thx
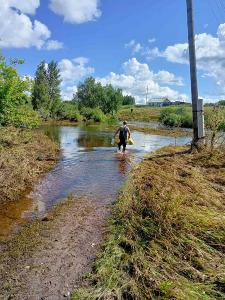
[73,146,225,299]
[0,127,59,203]
[129,125,191,137]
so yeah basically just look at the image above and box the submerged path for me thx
[0,125,191,299]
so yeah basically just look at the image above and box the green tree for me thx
[32,61,50,113]
[0,54,40,127]
[47,61,62,117]
[32,60,62,118]
[102,84,123,114]
[75,78,123,115]
[76,77,103,109]
[218,100,225,106]
[122,95,135,105]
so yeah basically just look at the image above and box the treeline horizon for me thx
[0,54,135,128]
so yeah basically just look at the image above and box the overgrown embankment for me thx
[118,105,161,122]
[73,146,225,300]
[0,127,59,203]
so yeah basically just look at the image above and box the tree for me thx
[32,60,62,118]
[76,77,103,109]
[32,61,50,113]
[75,78,123,115]
[47,61,62,117]
[218,100,225,106]
[0,54,40,127]
[102,84,123,114]
[122,95,135,106]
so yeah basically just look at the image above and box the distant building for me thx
[174,100,186,105]
[147,97,171,107]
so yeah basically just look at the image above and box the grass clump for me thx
[0,127,59,203]
[73,146,225,299]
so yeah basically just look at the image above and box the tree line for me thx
[0,54,135,128]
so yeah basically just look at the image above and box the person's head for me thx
[123,121,127,125]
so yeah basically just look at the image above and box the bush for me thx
[38,107,51,121]
[0,105,41,128]
[58,102,81,122]
[160,106,193,128]
[205,106,225,150]
[80,107,106,122]
[106,115,119,125]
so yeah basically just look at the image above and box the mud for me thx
[0,198,109,300]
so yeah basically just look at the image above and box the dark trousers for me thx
[118,138,127,152]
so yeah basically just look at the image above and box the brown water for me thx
[0,124,191,240]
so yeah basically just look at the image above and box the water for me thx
[0,125,191,240]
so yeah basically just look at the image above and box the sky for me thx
[1,0,225,103]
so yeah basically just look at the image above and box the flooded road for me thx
[0,124,191,240]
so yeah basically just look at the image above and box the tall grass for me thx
[73,147,225,300]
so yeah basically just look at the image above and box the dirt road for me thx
[0,198,109,300]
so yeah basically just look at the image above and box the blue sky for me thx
[1,0,225,103]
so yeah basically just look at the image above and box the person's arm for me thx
[114,127,120,138]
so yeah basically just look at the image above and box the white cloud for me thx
[61,85,77,100]
[0,0,62,50]
[125,40,143,54]
[49,0,102,24]
[148,38,156,43]
[98,58,187,104]
[45,40,64,50]
[59,57,95,100]
[6,0,40,14]
[59,57,95,82]
[160,23,225,93]
[153,71,184,86]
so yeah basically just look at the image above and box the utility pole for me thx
[146,86,149,105]
[186,0,205,147]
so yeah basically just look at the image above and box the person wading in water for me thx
[114,121,131,153]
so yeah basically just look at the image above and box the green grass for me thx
[117,105,162,122]
[73,146,225,300]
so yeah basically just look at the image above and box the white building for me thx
[147,97,171,107]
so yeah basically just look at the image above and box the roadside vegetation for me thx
[160,106,193,128]
[73,145,225,300]
[0,127,58,204]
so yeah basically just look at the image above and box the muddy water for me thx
[0,124,191,240]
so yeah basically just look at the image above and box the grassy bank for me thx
[118,105,162,122]
[73,146,225,299]
[0,127,59,203]
[129,125,191,137]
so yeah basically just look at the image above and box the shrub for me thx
[0,105,41,128]
[205,106,225,150]
[107,115,119,125]
[38,107,51,121]
[160,106,193,128]
[80,107,106,122]
[57,102,81,122]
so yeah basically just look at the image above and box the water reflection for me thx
[43,125,61,145]
[77,132,112,149]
